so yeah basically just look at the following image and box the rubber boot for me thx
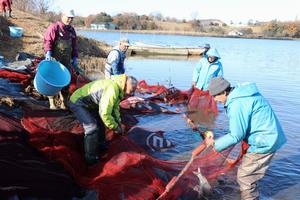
[84,131,101,165]
[48,96,58,110]
[8,11,12,18]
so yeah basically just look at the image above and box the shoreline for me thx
[76,28,297,41]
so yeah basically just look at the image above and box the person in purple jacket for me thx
[44,9,80,109]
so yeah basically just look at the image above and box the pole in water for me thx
[157,143,206,199]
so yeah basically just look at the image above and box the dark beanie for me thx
[208,77,230,96]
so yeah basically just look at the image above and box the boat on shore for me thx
[128,42,205,56]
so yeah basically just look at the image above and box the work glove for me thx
[72,57,78,66]
[45,51,52,60]
[72,57,84,75]
[202,130,214,139]
[192,131,214,157]
[113,124,125,135]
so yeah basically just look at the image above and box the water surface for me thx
[80,31,300,199]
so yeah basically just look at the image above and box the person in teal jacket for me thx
[69,74,138,165]
[192,48,223,90]
[202,77,286,200]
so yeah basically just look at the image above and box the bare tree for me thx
[35,0,53,14]
[13,0,53,14]
[14,0,35,11]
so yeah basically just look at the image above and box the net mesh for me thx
[0,63,248,199]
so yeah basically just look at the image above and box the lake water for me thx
[79,31,300,200]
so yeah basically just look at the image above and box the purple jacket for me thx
[44,21,78,58]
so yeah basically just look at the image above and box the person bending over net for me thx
[69,74,138,165]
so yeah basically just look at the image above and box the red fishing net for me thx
[0,65,248,199]
[0,112,80,199]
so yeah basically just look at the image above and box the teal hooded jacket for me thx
[214,83,286,153]
[192,48,223,90]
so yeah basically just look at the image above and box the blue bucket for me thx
[34,60,71,96]
[9,26,24,38]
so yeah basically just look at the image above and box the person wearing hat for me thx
[192,48,223,90]
[44,9,82,109]
[104,38,130,79]
[1,0,13,17]
[194,77,286,200]
[69,74,138,165]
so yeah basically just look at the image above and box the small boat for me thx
[128,42,205,56]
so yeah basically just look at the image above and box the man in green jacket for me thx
[69,74,138,165]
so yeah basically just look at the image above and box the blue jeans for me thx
[69,102,103,135]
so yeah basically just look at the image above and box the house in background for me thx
[90,22,116,30]
[228,30,243,36]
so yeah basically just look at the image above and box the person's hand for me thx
[114,124,125,135]
[72,57,78,66]
[203,130,214,139]
[72,57,78,74]
[72,57,84,75]
[191,82,196,88]
[45,51,52,60]
[205,137,215,147]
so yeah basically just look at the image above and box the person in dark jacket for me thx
[194,77,286,200]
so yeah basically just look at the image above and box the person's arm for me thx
[214,102,250,152]
[217,62,224,77]
[111,51,120,75]
[192,61,202,85]
[105,51,119,77]
[44,23,57,53]
[99,85,119,129]
[71,26,78,59]
[104,63,112,79]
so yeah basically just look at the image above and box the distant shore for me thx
[77,28,296,41]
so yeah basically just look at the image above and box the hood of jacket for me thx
[206,48,221,59]
[226,82,259,107]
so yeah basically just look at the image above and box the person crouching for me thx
[69,74,138,165]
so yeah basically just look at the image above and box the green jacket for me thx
[70,74,126,129]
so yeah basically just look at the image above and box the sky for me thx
[52,0,300,23]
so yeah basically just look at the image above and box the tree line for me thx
[14,1,300,38]
[14,0,53,15]
[262,20,300,38]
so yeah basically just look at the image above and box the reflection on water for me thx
[82,31,300,200]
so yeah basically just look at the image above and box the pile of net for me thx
[0,59,247,199]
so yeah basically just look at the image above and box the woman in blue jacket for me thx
[201,77,286,200]
[192,48,223,90]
